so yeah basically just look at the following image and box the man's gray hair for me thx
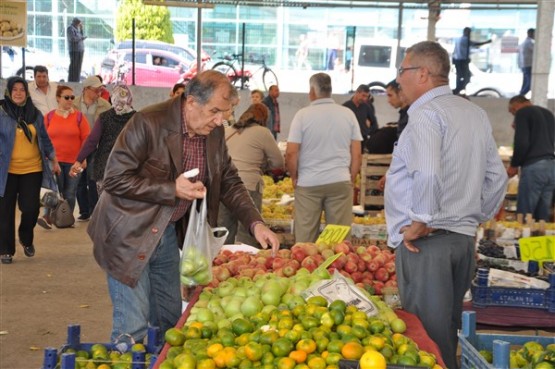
[309,73,332,98]
[406,41,450,85]
[185,70,237,105]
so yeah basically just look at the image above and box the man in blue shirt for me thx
[452,27,491,95]
[518,28,535,96]
[386,41,507,369]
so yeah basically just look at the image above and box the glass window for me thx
[358,45,392,68]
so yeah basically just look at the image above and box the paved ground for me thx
[0,218,112,369]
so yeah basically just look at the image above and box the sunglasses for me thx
[61,95,75,100]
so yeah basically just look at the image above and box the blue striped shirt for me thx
[385,85,508,247]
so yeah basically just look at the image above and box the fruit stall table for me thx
[153,287,446,368]
[462,301,555,332]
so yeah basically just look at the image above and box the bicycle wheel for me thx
[262,69,279,91]
[212,62,240,87]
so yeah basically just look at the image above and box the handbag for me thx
[180,198,228,287]
[50,197,75,228]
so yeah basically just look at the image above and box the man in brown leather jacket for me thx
[87,70,280,344]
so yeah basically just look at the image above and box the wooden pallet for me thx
[359,154,392,209]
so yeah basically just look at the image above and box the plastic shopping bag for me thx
[180,198,228,289]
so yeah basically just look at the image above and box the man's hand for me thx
[377,175,386,191]
[175,176,206,200]
[253,223,280,256]
[507,166,518,178]
[400,221,435,253]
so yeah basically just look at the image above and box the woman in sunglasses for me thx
[0,76,60,263]
[38,85,90,229]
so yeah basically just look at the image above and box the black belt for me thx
[427,229,453,237]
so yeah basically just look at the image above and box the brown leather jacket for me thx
[87,97,261,287]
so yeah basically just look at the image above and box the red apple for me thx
[372,280,385,295]
[344,261,358,274]
[356,246,367,255]
[333,242,350,255]
[301,243,319,256]
[291,248,307,263]
[384,261,396,275]
[301,256,317,272]
[374,267,389,282]
[366,260,379,272]
[278,249,291,259]
[385,280,398,287]
[350,271,363,283]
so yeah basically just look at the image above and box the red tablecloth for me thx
[154,289,445,368]
[463,301,555,331]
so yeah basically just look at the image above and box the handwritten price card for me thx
[518,236,555,262]
[316,225,350,246]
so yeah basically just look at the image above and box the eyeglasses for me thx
[61,95,75,100]
[398,66,421,75]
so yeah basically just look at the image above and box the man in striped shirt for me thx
[385,41,507,369]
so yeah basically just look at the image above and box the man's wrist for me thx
[250,220,266,235]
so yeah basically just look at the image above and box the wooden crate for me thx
[359,154,392,209]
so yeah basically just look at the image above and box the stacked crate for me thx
[359,154,392,210]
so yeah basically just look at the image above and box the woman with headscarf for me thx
[70,84,136,194]
[218,103,284,246]
[37,85,91,229]
[0,76,60,264]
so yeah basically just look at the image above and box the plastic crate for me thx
[459,311,555,369]
[42,325,161,369]
[471,269,555,311]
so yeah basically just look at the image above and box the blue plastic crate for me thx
[471,269,555,311]
[42,325,161,369]
[459,311,555,369]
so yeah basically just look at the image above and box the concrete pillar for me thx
[531,0,554,108]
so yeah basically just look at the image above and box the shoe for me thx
[1,255,12,264]
[37,216,52,230]
[19,241,35,257]
[77,215,90,222]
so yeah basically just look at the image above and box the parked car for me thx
[115,39,211,65]
[101,48,193,88]
[1,46,68,81]
[352,38,520,98]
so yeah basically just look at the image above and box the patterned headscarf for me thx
[111,84,133,115]
[1,76,40,142]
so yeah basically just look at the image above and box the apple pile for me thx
[211,241,396,295]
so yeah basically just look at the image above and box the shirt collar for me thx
[310,97,335,106]
[408,85,452,115]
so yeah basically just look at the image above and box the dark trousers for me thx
[453,59,471,94]
[76,167,98,218]
[519,66,532,95]
[0,172,42,256]
[68,51,84,82]
[395,231,475,369]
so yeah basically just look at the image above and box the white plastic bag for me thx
[180,198,228,287]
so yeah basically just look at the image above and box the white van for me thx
[352,38,519,98]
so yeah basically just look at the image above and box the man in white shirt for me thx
[28,66,58,115]
[286,73,362,242]
[518,28,535,96]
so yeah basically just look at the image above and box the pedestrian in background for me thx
[518,28,535,96]
[262,85,280,140]
[385,79,409,137]
[452,27,491,95]
[218,103,284,246]
[71,84,136,195]
[73,76,111,221]
[386,41,507,369]
[67,17,87,82]
[28,66,58,115]
[507,95,555,220]
[170,83,185,98]
[250,90,264,104]
[0,77,60,264]
[38,85,90,229]
[286,73,362,243]
[343,84,378,153]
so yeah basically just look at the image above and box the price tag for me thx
[316,224,351,245]
[518,236,555,262]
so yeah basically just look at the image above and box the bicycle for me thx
[211,53,278,91]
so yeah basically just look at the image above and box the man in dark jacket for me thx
[343,84,378,153]
[67,17,87,82]
[87,70,279,344]
[508,95,555,220]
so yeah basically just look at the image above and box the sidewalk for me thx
[0,220,112,369]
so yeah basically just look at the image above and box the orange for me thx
[165,327,186,346]
[307,356,327,369]
[341,341,365,360]
[327,339,344,354]
[289,349,308,363]
[245,342,264,362]
[272,337,294,357]
[277,357,296,369]
[197,358,217,369]
[297,339,317,354]
[207,343,224,358]
[359,350,386,369]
